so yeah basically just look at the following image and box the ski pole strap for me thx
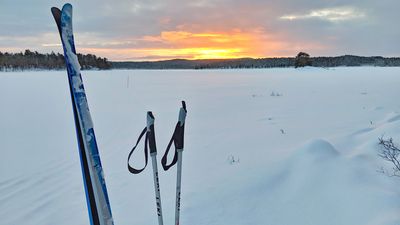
[161,101,187,171]
[127,127,149,174]
[128,111,158,174]
[161,124,179,171]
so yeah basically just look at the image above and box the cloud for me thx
[280,6,366,22]
[1,0,400,59]
[77,29,284,60]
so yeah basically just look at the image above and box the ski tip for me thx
[51,7,61,19]
[51,7,60,15]
[62,3,73,11]
[51,7,62,35]
[51,3,73,36]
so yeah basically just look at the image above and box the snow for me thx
[1,67,400,225]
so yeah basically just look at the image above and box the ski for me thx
[51,4,114,225]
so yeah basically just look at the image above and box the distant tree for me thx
[295,52,312,68]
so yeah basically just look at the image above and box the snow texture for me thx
[1,67,400,225]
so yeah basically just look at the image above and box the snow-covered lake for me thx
[1,67,400,225]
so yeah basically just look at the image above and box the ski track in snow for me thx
[1,67,400,225]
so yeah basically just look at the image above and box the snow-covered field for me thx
[1,67,400,225]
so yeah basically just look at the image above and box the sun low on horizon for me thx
[81,30,278,61]
[0,1,399,61]
[78,26,328,61]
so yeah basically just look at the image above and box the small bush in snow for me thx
[227,155,240,165]
[378,137,400,177]
[271,91,283,97]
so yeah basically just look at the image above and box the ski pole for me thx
[161,101,187,225]
[127,112,164,225]
[147,112,164,225]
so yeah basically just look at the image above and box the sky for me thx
[0,0,399,61]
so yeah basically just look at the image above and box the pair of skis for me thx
[127,102,187,225]
[51,4,114,225]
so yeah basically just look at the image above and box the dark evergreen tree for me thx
[295,52,312,68]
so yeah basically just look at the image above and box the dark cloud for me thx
[0,0,399,59]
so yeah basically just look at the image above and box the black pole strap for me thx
[128,111,158,174]
[161,123,180,171]
[127,127,149,174]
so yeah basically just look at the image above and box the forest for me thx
[1,50,400,71]
[113,55,400,69]
[0,49,111,71]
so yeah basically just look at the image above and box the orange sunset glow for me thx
[139,31,261,59]
[80,29,289,61]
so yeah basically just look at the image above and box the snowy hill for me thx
[1,67,400,225]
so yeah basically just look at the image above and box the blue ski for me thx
[51,4,114,225]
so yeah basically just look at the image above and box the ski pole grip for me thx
[175,101,187,150]
[147,111,157,154]
[147,111,155,130]
[182,101,186,111]
[178,101,187,127]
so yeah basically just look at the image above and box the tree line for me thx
[113,54,400,69]
[1,50,400,71]
[0,49,111,71]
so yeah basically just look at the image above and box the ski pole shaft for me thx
[151,154,164,225]
[175,149,183,225]
[175,102,186,225]
[147,112,164,225]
